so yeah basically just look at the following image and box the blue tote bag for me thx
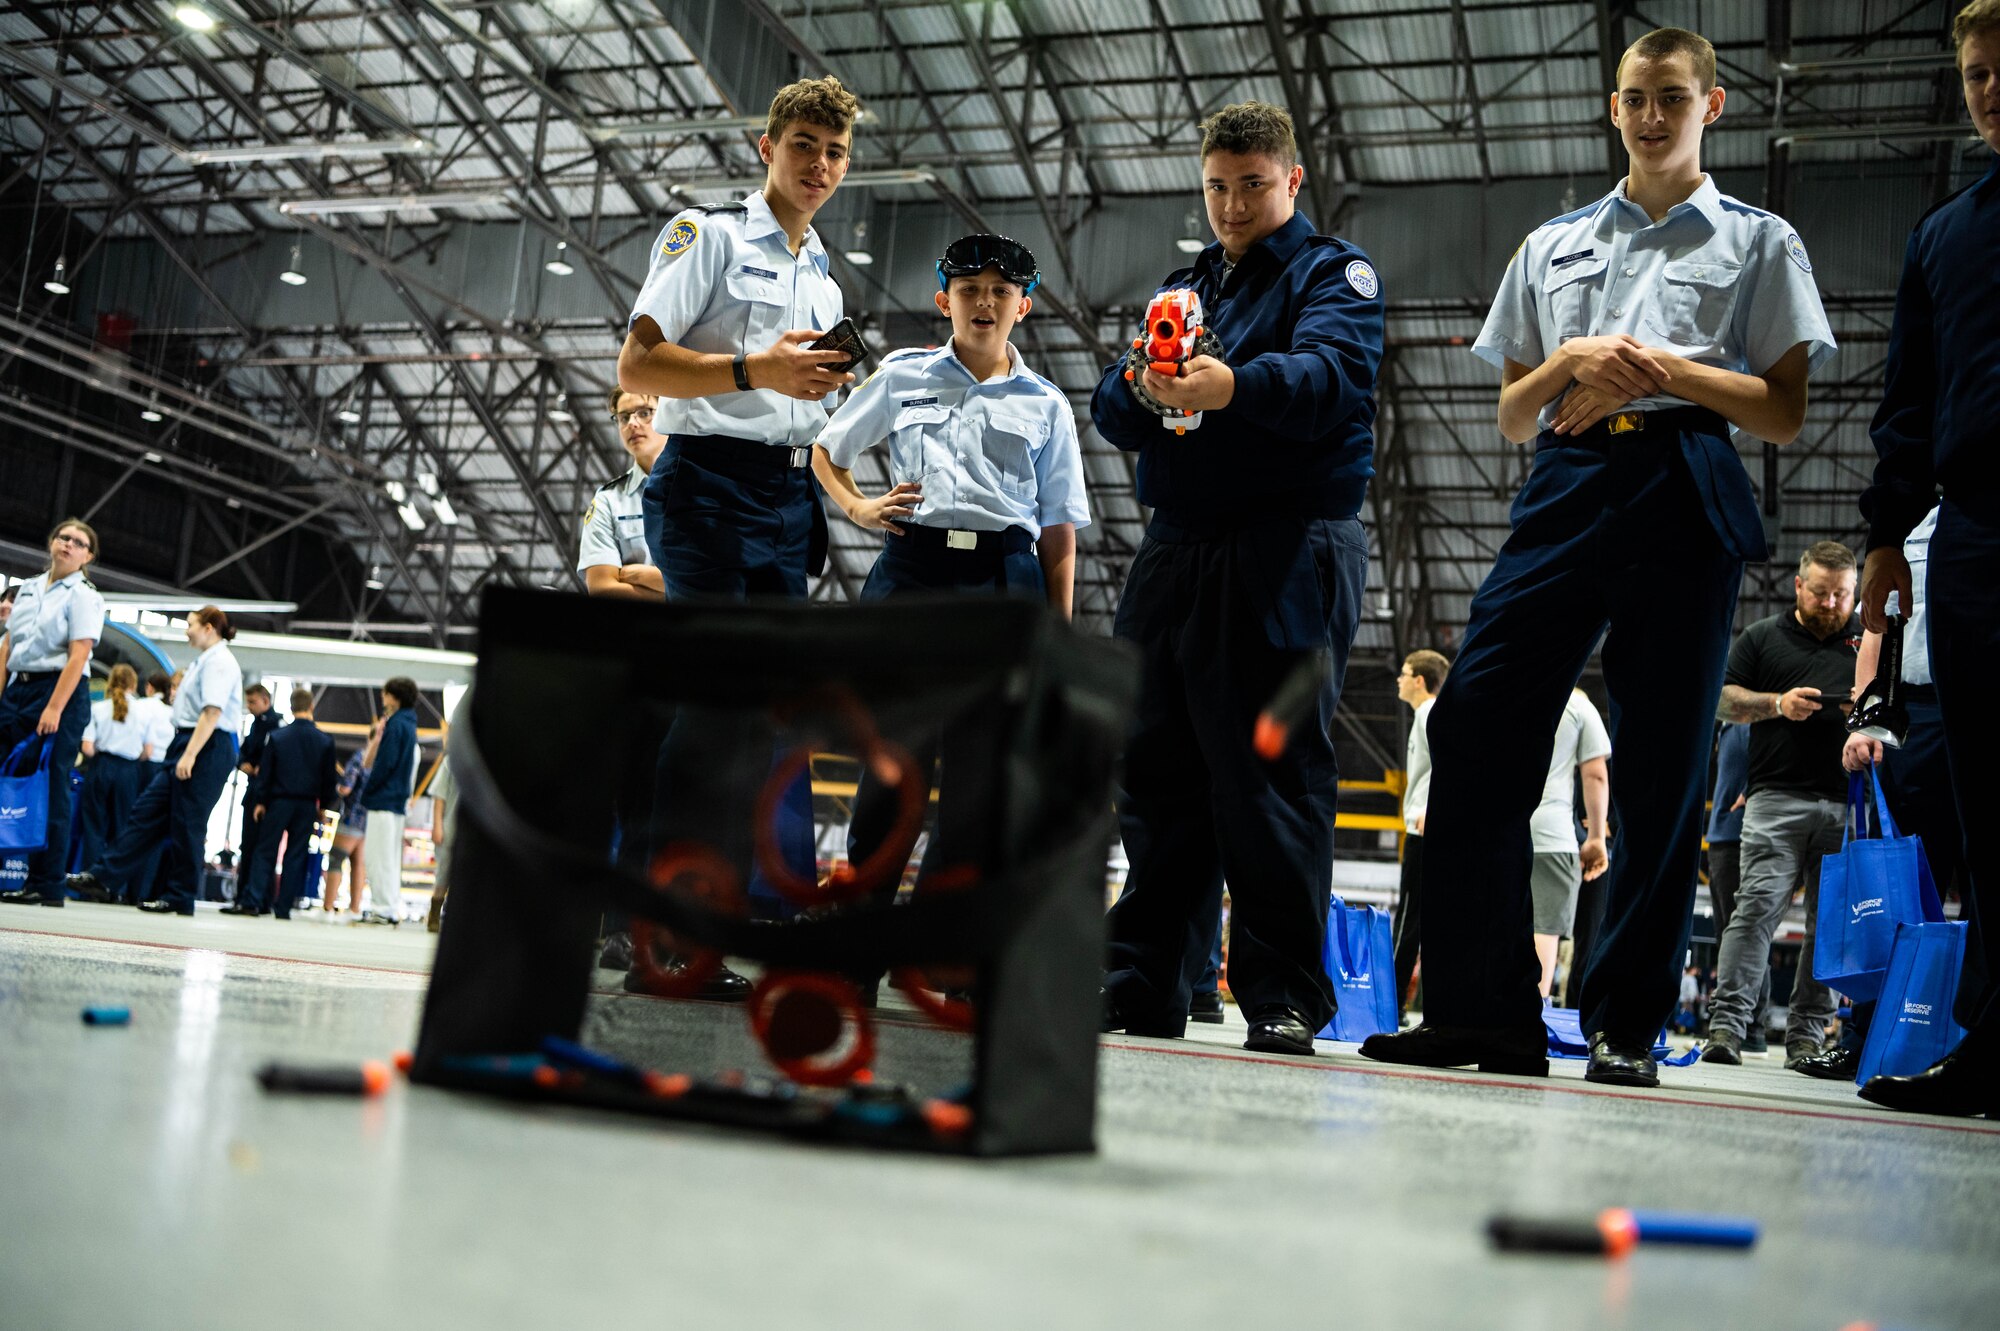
[1317,897,1398,1043]
[0,735,53,854]
[1814,769,1944,1002]
[1855,921,1969,1084]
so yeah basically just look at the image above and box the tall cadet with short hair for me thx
[356,675,421,926]
[1091,102,1382,1057]
[815,234,1089,961]
[579,387,667,601]
[1853,0,2000,1117]
[1362,27,1835,1087]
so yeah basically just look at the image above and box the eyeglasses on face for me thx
[612,406,655,426]
[52,533,91,548]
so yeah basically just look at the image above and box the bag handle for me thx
[1866,766,1902,841]
[3,735,50,779]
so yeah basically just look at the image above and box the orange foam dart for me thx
[360,1061,392,1096]
[922,1100,973,1137]
[391,1050,414,1075]
[644,1072,692,1100]
[1595,1208,1641,1258]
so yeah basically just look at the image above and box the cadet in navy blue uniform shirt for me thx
[232,683,278,909]
[0,518,104,907]
[357,676,420,926]
[815,234,1090,989]
[1361,28,1835,1087]
[1090,102,1382,1058]
[233,687,339,918]
[1853,3,2000,1119]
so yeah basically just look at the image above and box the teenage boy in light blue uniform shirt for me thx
[1362,26,1834,1088]
[813,235,1089,963]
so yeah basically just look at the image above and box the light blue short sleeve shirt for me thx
[1474,177,1836,432]
[173,642,244,734]
[576,463,652,574]
[3,570,104,672]
[627,191,845,450]
[818,340,1091,539]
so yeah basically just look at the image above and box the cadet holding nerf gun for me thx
[1090,102,1384,1058]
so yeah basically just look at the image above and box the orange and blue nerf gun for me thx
[1122,288,1219,435]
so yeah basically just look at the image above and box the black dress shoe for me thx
[622,958,753,1002]
[137,899,195,916]
[1585,1034,1659,1087]
[1188,990,1226,1024]
[0,888,64,907]
[1099,990,1184,1038]
[1790,1046,1860,1080]
[597,930,634,972]
[1243,1005,1317,1057]
[218,904,265,916]
[1858,1052,1997,1118]
[66,873,110,903]
[1359,1023,1549,1076]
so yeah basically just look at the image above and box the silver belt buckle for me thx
[945,529,978,551]
[787,446,810,468]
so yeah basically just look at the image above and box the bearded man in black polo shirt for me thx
[1703,541,1861,1066]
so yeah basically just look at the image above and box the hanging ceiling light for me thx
[548,394,574,422]
[278,192,507,217]
[174,5,218,32]
[384,479,408,504]
[843,220,873,266]
[431,494,460,526]
[337,408,362,423]
[396,502,426,531]
[44,256,70,294]
[544,241,574,276]
[364,565,385,590]
[1175,212,1205,254]
[279,241,307,286]
[140,396,164,422]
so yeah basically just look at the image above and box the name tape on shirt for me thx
[739,265,778,280]
[1550,249,1596,268]
[898,396,940,408]
[1785,232,1812,274]
[1344,259,1379,299]
[661,218,700,257]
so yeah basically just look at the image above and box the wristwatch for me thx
[732,353,752,392]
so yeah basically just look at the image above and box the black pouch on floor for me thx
[412,587,1135,1157]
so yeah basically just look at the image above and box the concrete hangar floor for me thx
[3,907,1995,1331]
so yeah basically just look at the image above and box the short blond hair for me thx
[1956,0,2000,62]
[765,76,860,143]
[1617,27,1718,92]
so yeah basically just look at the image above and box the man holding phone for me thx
[617,74,862,600]
[1703,540,1861,1067]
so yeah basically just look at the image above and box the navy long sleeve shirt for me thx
[249,718,340,808]
[360,709,418,813]
[1861,157,2000,550]
[1090,212,1384,535]
[239,709,279,771]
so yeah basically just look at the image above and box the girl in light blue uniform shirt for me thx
[0,518,105,908]
[78,663,153,874]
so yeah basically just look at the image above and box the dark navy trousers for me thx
[78,752,143,872]
[1420,418,1743,1047]
[1105,515,1368,1034]
[240,798,320,916]
[1925,501,2000,1071]
[642,435,822,915]
[847,527,1045,904]
[0,674,89,896]
[94,729,237,911]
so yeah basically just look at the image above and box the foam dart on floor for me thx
[81,1006,131,1025]
[1254,650,1331,760]
[1489,1209,1758,1256]
[256,1060,391,1097]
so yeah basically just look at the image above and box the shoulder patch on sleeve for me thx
[661,217,701,257]
[1344,258,1380,299]
[1784,232,1812,274]
[582,497,598,528]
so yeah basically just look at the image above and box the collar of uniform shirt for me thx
[50,569,87,589]
[932,338,1025,384]
[1196,211,1317,283]
[739,189,830,268]
[1598,173,1725,236]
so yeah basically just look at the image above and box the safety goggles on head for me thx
[936,234,1040,293]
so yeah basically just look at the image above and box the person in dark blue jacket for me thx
[1091,101,1382,1057]
[228,688,339,918]
[231,684,278,906]
[1852,3,2000,1119]
[356,676,421,926]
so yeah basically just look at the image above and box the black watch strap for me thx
[732,353,752,392]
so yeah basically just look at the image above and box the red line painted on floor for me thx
[0,923,433,979]
[1099,1039,2000,1137]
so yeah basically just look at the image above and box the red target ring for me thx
[754,738,924,908]
[748,971,876,1087]
[626,842,741,999]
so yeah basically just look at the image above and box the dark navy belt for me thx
[1543,406,1728,450]
[674,434,811,472]
[7,669,61,683]
[899,524,1033,555]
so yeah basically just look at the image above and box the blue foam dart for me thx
[438,1053,546,1078]
[1627,1210,1759,1248]
[81,1006,131,1026]
[540,1035,650,1087]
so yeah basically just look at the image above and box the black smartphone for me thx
[808,317,868,372]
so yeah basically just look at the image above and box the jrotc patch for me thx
[1345,259,1379,299]
[661,218,700,257]
[1785,232,1812,274]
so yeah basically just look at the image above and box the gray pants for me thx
[1708,789,1844,1047]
